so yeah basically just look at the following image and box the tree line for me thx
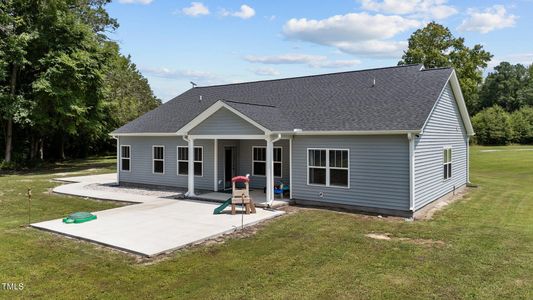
[2,8,532,167]
[400,22,533,145]
[0,0,160,166]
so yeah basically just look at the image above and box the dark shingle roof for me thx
[113,64,453,134]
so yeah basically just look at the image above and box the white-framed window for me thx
[307,148,349,188]
[120,145,131,172]
[177,146,203,176]
[252,146,282,177]
[443,147,452,180]
[152,145,165,174]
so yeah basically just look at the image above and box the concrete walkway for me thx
[31,174,284,257]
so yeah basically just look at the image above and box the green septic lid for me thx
[68,212,95,219]
[63,212,97,224]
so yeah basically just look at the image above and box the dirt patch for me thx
[52,168,98,177]
[365,232,445,247]
[415,186,471,220]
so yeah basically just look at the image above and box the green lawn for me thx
[1,147,532,299]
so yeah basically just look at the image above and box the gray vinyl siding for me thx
[189,107,264,135]
[238,139,290,189]
[118,136,214,190]
[292,135,410,211]
[414,83,468,210]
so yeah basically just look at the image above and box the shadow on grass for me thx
[0,156,116,177]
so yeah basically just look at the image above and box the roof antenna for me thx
[372,77,376,87]
[190,81,197,88]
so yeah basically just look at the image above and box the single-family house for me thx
[111,64,473,217]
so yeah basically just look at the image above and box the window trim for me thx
[120,145,131,172]
[443,146,452,180]
[152,145,165,175]
[251,146,283,178]
[177,146,204,177]
[307,148,350,189]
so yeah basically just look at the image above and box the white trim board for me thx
[111,131,421,138]
[152,145,165,175]
[177,146,204,177]
[251,146,283,178]
[120,145,132,173]
[306,148,350,189]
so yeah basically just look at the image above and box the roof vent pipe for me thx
[372,77,376,87]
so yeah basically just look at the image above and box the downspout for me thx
[466,136,470,184]
[113,136,119,184]
[267,134,282,207]
[289,136,293,200]
[408,133,416,212]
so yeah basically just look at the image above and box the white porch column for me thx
[187,137,196,197]
[214,139,218,191]
[265,137,274,205]
[289,137,293,200]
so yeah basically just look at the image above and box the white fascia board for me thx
[189,134,267,140]
[176,100,271,135]
[109,132,178,137]
[449,71,475,136]
[271,130,421,136]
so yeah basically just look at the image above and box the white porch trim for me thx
[189,135,267,140]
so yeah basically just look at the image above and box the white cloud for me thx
[487,53,533,71]
[182,2,210,17]
[252,67,281,76]
[140,67,217,80]
[282,12,420,57]
[506,53,533,65]
[221,4,256,19]
[360,0,457,19]
[459,5,517,34]
[244,54,361,68]
[118,0,153,4]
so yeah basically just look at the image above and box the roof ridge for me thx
[194,64,424,89]
[420,66,453,71]
[222,99,277,108]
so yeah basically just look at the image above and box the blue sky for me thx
[107,0,533,102]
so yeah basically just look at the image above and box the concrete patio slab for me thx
[33,173,284,256]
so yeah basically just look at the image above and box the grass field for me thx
[0,147,532,299]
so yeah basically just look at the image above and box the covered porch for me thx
[175,100,295,207]
[184,135,292,207]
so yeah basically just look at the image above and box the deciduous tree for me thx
[399,22,492,114]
